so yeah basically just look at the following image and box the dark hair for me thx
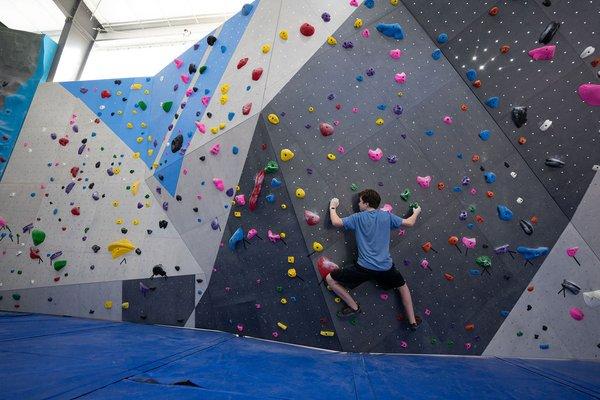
[359,189,381,209]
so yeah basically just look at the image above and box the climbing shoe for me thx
[336,303,360,318]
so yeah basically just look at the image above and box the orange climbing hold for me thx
[471,154,480,162]
[530,215,539,224]
[465,323,475,332]
[437,182,445,190]
[518,136,527,145]
[500,45,510,54]
[486,191,494,198]
[460,103,468,111]
[473,80,482,88]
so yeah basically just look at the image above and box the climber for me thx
[327,189,421,330]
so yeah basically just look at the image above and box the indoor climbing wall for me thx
[0,0,598,358]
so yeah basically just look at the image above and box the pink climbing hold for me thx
[210,143,220,155]
[420,259,430,270]
[380,203,393,212]
[566,246,579,257]
[569,307,584,321]
[304,210,320,226]
[174,59,184,68]
[319,122,334,136]
[181,74,190,84]
[416,175,431,188]
[465,343,473,350]
[337,145,345,154]
[195,121,206,133]
[577,84,600,106]
[201,96,211,106]
[394,72,406,84]
[528,45,556,61]
[236,324,244,333]
[389,49,403,59]
[368,148,383,161]
[362,29,370,38]
[235,194,246,206]
[443,115,453,124]
[247,228,258,240]
[352,107,359,113]
[349,0,359,6]
[183,168,189,175]
[213,178,225,191]
[400,340,408,348]
[462,237,476,249]
[267,230,281,243]
[185,88,193,97]
[317,256,340,278]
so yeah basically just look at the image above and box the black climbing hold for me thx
[173,380,200,387]
[539,21,560,44]
[95,162,100,168]
[121,228,128,234]
[147,229,153,235]
[545,157,565,168]
[174,265,180,271]
[135,248,142,255]
[479,166,485,172]
[199,156,206,161]
[88,182,94,189]
[89,309,95,314]
[176,195,182,201]
[503,274,511,281]
[196,278,203,283]
[158,175,164,181]
[188,64,197,74]
[140,314,147,320]
[114,79,122,85]
[193,87,198,92]
[92,244,101,253]
[81,138,88,144]
[151,264,167,278]
[511,106,527,128]
[520,219,534,235]
[47,297,52,302]
[206,112,212,118]
[504,162,510,168]
[90,265,95,270]
[159,220,168,229]
[193,207,198,212]
[482,244,488,249]
[534,334,539,339]
[527,305,532,310]
[171,134,183,153]
[177,319,185,323]
[174,113,179,119]
[542,325,548,331]
[542,0,551,6]
[207,35,217,46]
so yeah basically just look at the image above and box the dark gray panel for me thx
[122,274,195,326]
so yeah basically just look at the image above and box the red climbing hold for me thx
[242,103,252,115]
[252,68,263,81]
[58,137,69,147]
[444,273,455,281]
[71,207,80,216]
[70,166,79,178]
[500,45,510,54]
[317,256,340,279]
[473,80,482,88]
[300,23,315,37]
[319,122,334,136]
[248,170,265,212]
[237,58,249,69]
[100,90,111,99]
[464,323,475,332]
[489,6,499,16]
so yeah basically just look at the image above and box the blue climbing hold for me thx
[485,96,500,109]
[432,49,442,60]
[539,344,550,350]
[232,146,239,155]
[228,112,235,121]
[479,130,491,141]
[500,310,509,318]
[425,130,434,137]
[466,69,477,82]
[457,153,463,159]
[484,172,496,184]
[377,104,387,111]
[516,246,549,261]
[437,33,448,44]
[228,227,244,251]
[271,178,282,188]
[226,188,234,197]
[376,23,405,40]
[266,193,276,203]
[241,3,253,16]
[364,0,375,8]
[453,186,462,193]
[356,75,364,82]
[469,269,481,276]
[221,45,227,54]
[467,223,474,229]
[497,205,513,221]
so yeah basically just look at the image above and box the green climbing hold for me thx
[468,204,476,213]
[446,339,455,347]
[409,202,420,210]
[430,337,438,345]
[517,331,523,337]
[276,286,283,293]
[137,101,147,111]
[12,293,21,301]
[475,255,492,268]
[199,66,207,74]
[265,161,279,173]
[162,101,173,113]
[32,229,46,246]
[349,316,358,325]
[53,260,67,271]
[400,188,411,201]
[350,183,358,191]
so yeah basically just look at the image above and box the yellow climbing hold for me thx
[121,302,129,310]
[132,219,140,226]
[219,122,226,130]
[277,322,288,330]
[132,152,140,159]
[235,185,240,192]
[327,36,337,46]
[131,180,140,195]
[234,211,241,218]
[104,300,113,309]
[116,90,123,96]
[267,114,280,124]
[287,268,297,278]
[144,89,150,95]
[327,153,336,161]
[375,117,384,126]
[221,84,230,94]
[112,200,120,208]
[280,298,288,304]
[397,91,404,97]
[147,149,154,156]
[152,162,158,169]
[113,167,121,175]
[354,18,363,29]
[390,0,398,5]
[320,330,335,337]
[131,83,143,90]
[280,232,286,239]
[126,122,133,129]
[115,218,123,225]
[144,201,151,208]
[288,256,295,264]
[211,126,219,134]
[281,204,287,209]
[140,122,147,128]
[279,30,288,40]
[280,148,295,161]
[117,110,123,115]
[261,44,271,53]
[220,95,228,105]
[334,297,341,303]
[312,241,323,252]
[132,109,138,115]
[308,106,315,112]
[295,188,305,199]
[107,238,136,259]
[147,135,153,142]
[136,137,144,144]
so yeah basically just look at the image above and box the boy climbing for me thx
[327,189,421,330]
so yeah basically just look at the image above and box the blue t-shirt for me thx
[342,210,404,271]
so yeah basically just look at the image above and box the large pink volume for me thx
[578,84,600,106]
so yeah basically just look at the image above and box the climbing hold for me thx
[252,68,263,81]
[545,157,565,168]
[261,44,271,54]
[271,178,282,188]
[300,23,315,37]
[580,46,595,59]
[265,161,279,173]
[228,227,244,251]
[327,153,336,161]
[213,178,225,191]
[376,23,404,39]
[100,90,111,99]
[431,49,442,60]
[520,219,534,235]
[497,205,513,221]
[295,188,306,199]
[354,18,363,29]
[327,36,337,46]
[241,3,253,16]
[437,33,448,44]
[361,28,370,38]
[389,49,402,59]
[485,97,499,108]
[279,30,288,40]
[475,256,492,269]
[280,148,295,161]
[484,172,496,184]
[304,210,320,226]
[511,107,528,127]
[321,12,331,22]
[317,256,340,279]
[540,119,552,131]
[394,72,407,84]
[267,114,280,124]
[32,229,46,246]
[528,45,556,61]
[443,116,452,125]
[368,148,383,161]
[53,260,67,271]
[473,79,482,88]
[320,122,334,136]
[416,176,431,188]
[500,45,510,54]
[479,130,491,141]
[539,21,560,44]
[171,134,183,153]
[577,84,600,106]
[107,239,136,259]
[237,58,249,69]
[466,69,477,81]
[104,301,113,309]
[516,246,549,261]
[489,6,499,16]
[569,307,584,321]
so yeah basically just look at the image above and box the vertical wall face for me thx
[0,0,598,358]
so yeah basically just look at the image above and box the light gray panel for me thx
[571,172,600,257]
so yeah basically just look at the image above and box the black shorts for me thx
[330,263,406,290]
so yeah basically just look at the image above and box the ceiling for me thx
[0,0,65,36]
